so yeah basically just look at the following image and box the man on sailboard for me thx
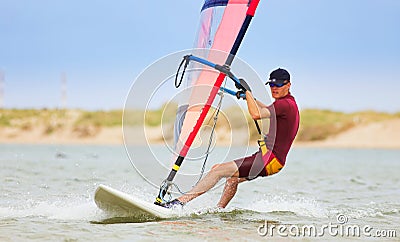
[163,68,299,208]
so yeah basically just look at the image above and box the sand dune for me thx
[1,119,400,149]
[297,118,400,149]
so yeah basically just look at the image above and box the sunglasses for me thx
[266,80,289,87]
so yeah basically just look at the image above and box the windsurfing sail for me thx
[155,0,261,205]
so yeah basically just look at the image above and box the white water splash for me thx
[0,200,99,221]
[245,193,329,218]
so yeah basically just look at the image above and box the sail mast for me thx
[155,0,261,205]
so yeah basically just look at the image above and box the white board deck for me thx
[94,184,177,220]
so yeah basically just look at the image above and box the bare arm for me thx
[245,91,271,120]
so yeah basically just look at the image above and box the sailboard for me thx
[94,184,177,220]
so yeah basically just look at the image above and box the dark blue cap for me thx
[269,68,290,81]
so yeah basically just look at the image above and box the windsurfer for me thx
[163,68,299,208]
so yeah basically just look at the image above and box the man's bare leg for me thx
[217,177,247,208]
[177,161,239,204]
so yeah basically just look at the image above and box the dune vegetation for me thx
[0,108,399,142]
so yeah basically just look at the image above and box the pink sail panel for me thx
[174,0,250,160]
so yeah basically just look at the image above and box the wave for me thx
[244,193,329,218]
[0,200,99,221]
[1,190,398,225]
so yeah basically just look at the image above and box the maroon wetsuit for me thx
[234,93,299,179]
[265,93,299,164]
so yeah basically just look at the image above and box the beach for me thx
[1,114,400,149]
[298,118,400,149]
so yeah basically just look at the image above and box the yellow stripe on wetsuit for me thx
[258,139,283,176]
[266,158,283,175]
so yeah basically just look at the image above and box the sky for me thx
[1,0,399,112]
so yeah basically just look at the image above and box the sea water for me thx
[0,144,399,241]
